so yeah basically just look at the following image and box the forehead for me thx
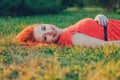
[34,25,43,42]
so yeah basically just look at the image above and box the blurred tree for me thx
[0,0,119,16]
[82,0,96,7]
[62,0,84,8]
[0,0,63,16]
[24,0,63,14]
[96,0,120,12]
[0,0,21,16]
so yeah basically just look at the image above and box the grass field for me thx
[0,8,120,80]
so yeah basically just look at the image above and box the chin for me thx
[52,36,59,42]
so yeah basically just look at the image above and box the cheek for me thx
[46,35,53,42]
[52,35,59,42]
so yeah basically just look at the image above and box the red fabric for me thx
[58,18,120,45]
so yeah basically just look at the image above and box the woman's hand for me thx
[95,14,108,27]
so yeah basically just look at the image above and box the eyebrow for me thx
[41,25,43,30]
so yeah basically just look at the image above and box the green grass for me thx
[0,7,120,80]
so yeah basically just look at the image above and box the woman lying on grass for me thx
[15,14,120,47]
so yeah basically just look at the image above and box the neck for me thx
[59,28,66,35]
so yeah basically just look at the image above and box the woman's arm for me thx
[71,33,120,47]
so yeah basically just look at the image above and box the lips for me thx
[51,26,57,37]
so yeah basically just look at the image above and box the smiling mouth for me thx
[51,26,57,37]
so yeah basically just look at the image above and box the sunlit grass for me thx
[0,8,120,80]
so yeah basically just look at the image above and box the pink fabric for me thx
[58,18,120,45]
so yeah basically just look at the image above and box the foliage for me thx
[94,0,120,12]
[82,0,96,7]
[63,0,120,12]
[0,8,120,80]
[24,0,63,14]
[0,0,120,16]
[0,0,21,16]
[0,0,63,16]
[61,0,84,8]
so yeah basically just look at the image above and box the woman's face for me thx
[34,24,61,43]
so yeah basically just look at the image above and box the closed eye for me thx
[42,25,46,31]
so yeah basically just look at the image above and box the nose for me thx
[44,30,53,35]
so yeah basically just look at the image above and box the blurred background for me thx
[0,0,120,16]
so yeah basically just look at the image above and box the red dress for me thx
[58,18,120,45]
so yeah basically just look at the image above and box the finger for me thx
[103,17,108,26]
[102,16,108,27]
[97,16,101,24]
[95,16,98,21]
[103,18,106,27]
[99,16,104,26]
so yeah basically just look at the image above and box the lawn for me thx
[0,8,120,80]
